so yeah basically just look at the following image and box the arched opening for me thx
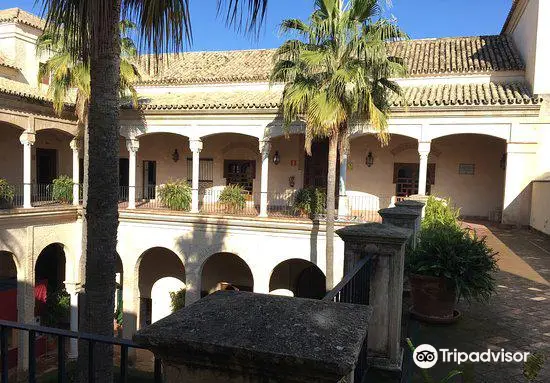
[269,259,326,299]
[35,243,67,327]
[200,252,253,297]
[200,133,260,214]
[33,129,74,205]
[137,247,185,328]
[0,251,18,369]
[430,134,506,220]
[0,122,25,207]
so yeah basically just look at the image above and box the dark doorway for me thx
[223,160,255,194]
[304,140,329,189]
[119,158,129,187]
[36,148,57,184]
[393,163,435,197]
[143,160,157,199]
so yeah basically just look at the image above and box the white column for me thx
[417,141,431,196]
[64,282,80,359]
[189,138,203,213]
[70,139,80,206]
[19,132,35,208]
[126,139,139,209]
[184,266,202,306]
[338,154,350,217]
[259,139,270,218]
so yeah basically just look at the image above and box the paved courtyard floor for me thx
[406,222,550,383]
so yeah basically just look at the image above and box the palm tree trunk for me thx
[78,1,121,381]
[325,129,339,290]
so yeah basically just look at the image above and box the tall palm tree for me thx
[271,0,407,290]
[37,20,141,136]
[38,1,267,381]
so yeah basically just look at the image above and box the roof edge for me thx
[501,0,521,34]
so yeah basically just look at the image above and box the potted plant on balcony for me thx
[219,184,246,213]
[406,197,498,323]
[293,187,326,218]
[52,175,74,204]
[0,179,15,209]
[158,179,192,211]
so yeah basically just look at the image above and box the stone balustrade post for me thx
[135,291,372,383]
[379,206,421,248]
[336,223,411,373]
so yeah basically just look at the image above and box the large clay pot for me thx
[409,274,458,323]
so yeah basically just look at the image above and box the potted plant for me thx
[157,179,192,211]
[0,179,15,209]
[406,197,498,323]
[52,175,74,204]
[292,187,326,218]
[219,184,247,213]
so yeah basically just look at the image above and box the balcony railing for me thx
[0,319,161,383]
[323,254,376,382]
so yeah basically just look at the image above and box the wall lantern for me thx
[272,151,281,165]
[365,151,374,167]
[172,149,180,163]
[289,176,295,187]
[500,153,507,170]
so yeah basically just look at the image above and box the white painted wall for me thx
[151,277,185,323]
[530,180,550,235]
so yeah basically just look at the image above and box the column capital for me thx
[189,138,203,153]
[69,138,81,151]
[19,132,35,145]
[64,281,82,295]
[418,141,431,155]
[126,138,140,153]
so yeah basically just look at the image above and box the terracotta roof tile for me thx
[135,35,525,85]
[128,82,541,111]
[0,8,45,30]
[0,76,50,102]
[0,52,20,70]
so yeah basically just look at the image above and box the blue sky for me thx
[10,0,513,51]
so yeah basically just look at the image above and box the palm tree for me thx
[38,1,267,381]
[37,20,141,137]
[271,0,407,290]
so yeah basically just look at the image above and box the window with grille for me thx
[187,158,214,191]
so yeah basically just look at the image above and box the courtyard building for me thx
[0,0,549,372]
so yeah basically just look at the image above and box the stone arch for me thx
[200,252,253,297]
[135,247,185,328]
[269,259,326,299]
[0,251,19,322]
[35,243,66,291]
[425,125,510,142]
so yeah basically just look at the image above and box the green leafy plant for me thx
[524,352,546,382]
[158,179,192,211]
[406,198,499,303]
[293,187,326,218]
[170,288,186,312]
[422,196,460,231]
[219,184,247,213]
[0,179,15,208]
[42,288,70,327]
[52,175,74,203]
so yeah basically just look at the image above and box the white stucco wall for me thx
[0,122,24,184]
[530,181,550,235]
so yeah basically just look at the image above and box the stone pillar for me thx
[417,141,431,196]
[379,206,421,248]
[134,291,372,383]
[64,282,81,359]
[70,139,80,206]
[336,223,411,372]
[259,139,271,218]
[126,138,140,209]
[20,132,35,208]
[502,142,538,226]
[338,154,350,217]
[189,138,203,213]
[396,198,426,236]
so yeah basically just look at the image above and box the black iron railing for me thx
[323,254,375,382]
[323,254,374,305]
[0,319,161,383]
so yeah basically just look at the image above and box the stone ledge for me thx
[336,222,411,245]
[134,291,373,381]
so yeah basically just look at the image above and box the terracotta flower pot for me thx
[409,274,459,323]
